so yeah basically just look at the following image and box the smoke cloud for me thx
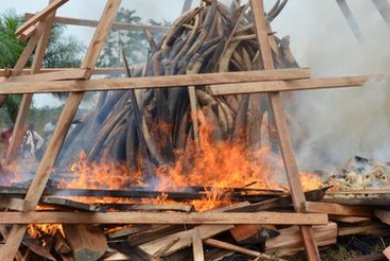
[275,1,390,171]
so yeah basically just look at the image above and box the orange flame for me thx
[55,121,323,211]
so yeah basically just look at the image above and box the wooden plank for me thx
[133,202,250,254]
[0,68,311,94]
[139,225,234,257]
[372,0,390,27]
[250,0,320,260]
[0,1,122,260]
[0,212,328,225]
[18,23,40,42]
[108,225,154,239]
[63,225,108,261]
[15,0,69,38]
[192,228,204,261]
[54,234,72,255]
[383,246,390,260]
[305,201,374,216]
[204,238,287,261]
[100,203,192,212]
[128,225,184,246]
[25,13,169,33]
[40,197,101,212]
[338,223,390,237]
[331,216,371,224]
[0,228,25,261]
[209,76,368,95]
[0,198,27,212]
[265,223,337,257]
[10,69,89,82]
[0,68,124,77]
[336,0,364,43]
[375,209,390,225]
[10,24,45,74]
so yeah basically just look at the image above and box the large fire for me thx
[3,121,323,239]
[54,122,323,211]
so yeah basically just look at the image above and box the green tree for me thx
[0,10,85,122]
[0,10,25,122]
[0,10,24,68]
[42,24,85,68]
[98,8,147,67]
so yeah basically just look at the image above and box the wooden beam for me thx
[16,0,70,39]
[0,212,328,225]
[0,1,122,260]
[63,225,108,261]
[204,238,287,261]
[9,69,90,82]
[383,246,390,260]
[138,202,250,256]
[335,0,364,43]
[265,223,337,257]
[0,68,311,94]
[371,0,390,27]
[10,25,45,75]
[338,223,390,237]
[250,0,320,260]
[139,225,235,257]
[192,228,205,261]
[330,216,371,224]
[0,198,27,212]
[0,68,124,77]
[209,76,368,95]
[25,13,168,33]
[305,201,374,217]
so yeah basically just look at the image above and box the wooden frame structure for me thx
[0,0,376,260]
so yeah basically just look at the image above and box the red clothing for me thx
[1,128,13,157]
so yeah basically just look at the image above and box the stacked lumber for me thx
[0,188,330,261]
[1,185,390,260]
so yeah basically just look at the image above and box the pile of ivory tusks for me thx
[59,0,297,178]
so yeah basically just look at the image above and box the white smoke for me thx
[273,1,390,171]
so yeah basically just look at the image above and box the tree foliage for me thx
[42,24,85,68]
[0,10,85,122]
[98,8,147,67]
[0,10,25,68]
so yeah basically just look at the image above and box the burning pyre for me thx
[0,1,337,260]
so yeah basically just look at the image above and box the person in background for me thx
[0,124,13,158]
[21,123,44,160]
[44,117,56,138]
